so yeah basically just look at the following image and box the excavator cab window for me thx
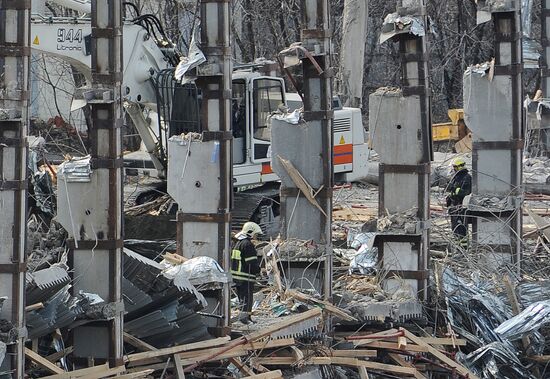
[251,78,284,161]
[232,80,247,164]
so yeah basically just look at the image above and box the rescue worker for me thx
[446,157,472,242]
[231,222,262,324]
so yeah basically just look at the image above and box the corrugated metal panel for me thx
[122,248,212,347]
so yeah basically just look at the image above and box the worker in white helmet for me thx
[231,221,263,324]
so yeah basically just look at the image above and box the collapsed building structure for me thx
[3,0,550,378]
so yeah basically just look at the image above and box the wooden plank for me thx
[41,363,109,379]
[178,349,248,366]
[252,357,331,366]
[181,309,321,373]
[388,353,428,379]
[242,370,283,379]
[79,365,125,379]
[527,208,550,241]
[177,340,295,366]
[528,355,550,363]
[229,357,255,376]
[290,346,304,361]
[398,336,407,349]
[45,346,74,363]
[400,328,480,379]
[329,357,417,376]
[25,348,65,374]
[358,366,369,379]
[286,290,357,322]
[246,308,321,342]
[25,302,44,312]
[173,354,185,379]
[115,369,155,379]
[174,338,295,363]
[126,336,231,363]
[418,337,466,347]
[123,332,158,352]
[353,340,429,353]
[331,350,377,358]
[79,366,126,379]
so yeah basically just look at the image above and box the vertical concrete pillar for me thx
[538,0,550,154]
[338,0,368,108]
[271,0,333,300]
[56,0,124,364]
[167,0,232,329]
[0,1,30,375]
[370,0,431,300]
[464,3,522,269]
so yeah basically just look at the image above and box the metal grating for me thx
[333,117,352,133]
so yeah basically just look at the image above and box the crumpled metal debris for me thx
[175,25,206,83]
[380,12,425,44]
[495,300,550,340]
[459,341,538,379]
[465,62,493,79]
[162,256,231,288]
[268,109,301,125]
[524,157,550,184]
[58,155,92,183]
[442,269,544,375]
[348,232,378,275]
[467,195,521,212]
[26,286,90,339]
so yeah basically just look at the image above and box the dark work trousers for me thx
[236,280,254,313]
[449,206,467,239]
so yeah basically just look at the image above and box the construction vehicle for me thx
[432,109,471,152]
[30,0,370,232]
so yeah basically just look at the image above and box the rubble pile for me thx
[524,156,550,184]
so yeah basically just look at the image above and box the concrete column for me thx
[338,0,368,108]
[167,0,232,329]
[56,0,124,364]
[370,0,431,300]
[0,2,30,375]
[271,0,333,300]
[464,4,522,270]
[539,0,550,154]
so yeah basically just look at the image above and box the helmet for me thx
[238,222,263,238]
[452,157,466,171]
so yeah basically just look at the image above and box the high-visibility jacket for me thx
[231,237,259,282]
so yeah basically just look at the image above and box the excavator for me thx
[30,0,370,232]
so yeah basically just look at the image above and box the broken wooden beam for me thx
[399,328,480,379]
[242,370,284,379]
[25,348,64,375]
